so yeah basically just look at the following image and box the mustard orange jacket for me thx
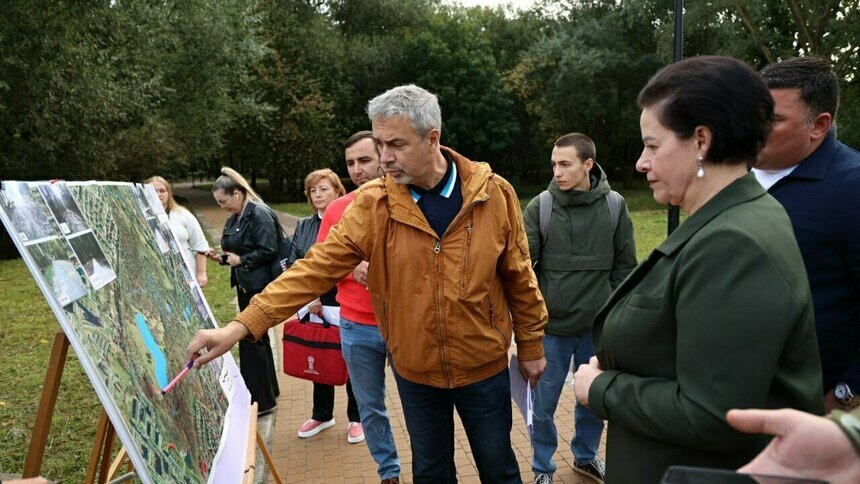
[236,147,547,388]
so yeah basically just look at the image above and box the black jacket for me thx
[221,201,278,292]
[288,213,338,306]
[287,214,322,266]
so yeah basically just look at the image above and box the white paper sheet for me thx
[509,354,533,435]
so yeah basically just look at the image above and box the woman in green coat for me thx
[573,56,825,483]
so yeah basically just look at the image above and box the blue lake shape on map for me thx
[135,313,169,388]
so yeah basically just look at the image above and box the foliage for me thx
[509,1,662,183]
[1,0,858,193]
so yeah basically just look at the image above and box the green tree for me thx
[510,0,663,184]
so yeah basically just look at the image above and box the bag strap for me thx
[265,206,288,241]
[299,310,332,328]
[538,190,552,247]
[605,190,622,235]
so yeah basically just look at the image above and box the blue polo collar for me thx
[409,154,458,202]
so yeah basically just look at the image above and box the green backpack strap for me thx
[605,190,622,234]
[539,190,552,246]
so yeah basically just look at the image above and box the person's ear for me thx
[427,128,441,151]
[809,112,832,141]
[694,125,713,160]
[583,157,594,173]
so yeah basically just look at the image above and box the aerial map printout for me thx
[0,180,251,483]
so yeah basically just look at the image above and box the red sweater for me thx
[316,192,377,326]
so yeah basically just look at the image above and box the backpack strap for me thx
[605,190,622,235]
[538,190,552,246]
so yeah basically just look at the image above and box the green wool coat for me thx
[589,173,824,483]
[523,164,637,337]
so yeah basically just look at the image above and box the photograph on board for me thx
[141,183,166,216]
[67,231,117,289]
[38,182,90,235]
[147,218,170,253]
[27,237,89,307]
[132,184,155,219]
[0,181,60,243]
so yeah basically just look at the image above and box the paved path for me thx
[174,182,601,484]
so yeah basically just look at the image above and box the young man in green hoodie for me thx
[524,133,637,484]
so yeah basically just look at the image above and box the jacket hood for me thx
[548,162,610,207]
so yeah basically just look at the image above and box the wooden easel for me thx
[23,331,281,483]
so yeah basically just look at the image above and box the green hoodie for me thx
[524,163,637,336]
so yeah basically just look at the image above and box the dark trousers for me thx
[393,368,521,484]
[237,288,280,413]
[312,379,360,423]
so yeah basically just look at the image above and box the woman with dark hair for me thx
[572,56,824,482]
[207,167,280,415]
[288,169,363,444]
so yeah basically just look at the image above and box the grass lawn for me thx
[0,184,673,481]
[269,202,313,218]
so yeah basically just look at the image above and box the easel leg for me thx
[86,410,111,483]
[106,447,128,482]
[243,403,258,484]
[98,422,117,483]
[256,433,282,484]
[23,331,70,478]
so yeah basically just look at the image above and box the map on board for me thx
[0,180,251,483]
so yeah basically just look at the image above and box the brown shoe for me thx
[381,478,400,484]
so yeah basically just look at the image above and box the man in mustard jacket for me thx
[187,84,548,484]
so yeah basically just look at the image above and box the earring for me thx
[696,156,705,179]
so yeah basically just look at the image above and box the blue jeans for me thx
[394,368,521,484]
[339,317,400,480]
[532,332,604,475]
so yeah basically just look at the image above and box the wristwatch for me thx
[834,382,859,408]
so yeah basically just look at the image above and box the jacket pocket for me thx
[380,299,390,345]
[486,297,510,350]
[627,293,662,310]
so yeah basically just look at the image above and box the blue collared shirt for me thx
[408,153,462,238]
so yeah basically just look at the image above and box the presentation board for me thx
[0,180,251,483]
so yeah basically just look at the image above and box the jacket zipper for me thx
[461,223,473,292]
[433,239,451,385]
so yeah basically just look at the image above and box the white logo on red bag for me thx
[305,356,319,375]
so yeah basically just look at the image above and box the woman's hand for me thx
[196,271,208,287]
[224,251,241,267]
[204,248,221,262]
[573,356,603,408]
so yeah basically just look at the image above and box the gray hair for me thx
[366,84,442,138]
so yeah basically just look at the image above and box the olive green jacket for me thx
[589,173,824,483]
[523,164,637,336]
[829,408,860,456]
